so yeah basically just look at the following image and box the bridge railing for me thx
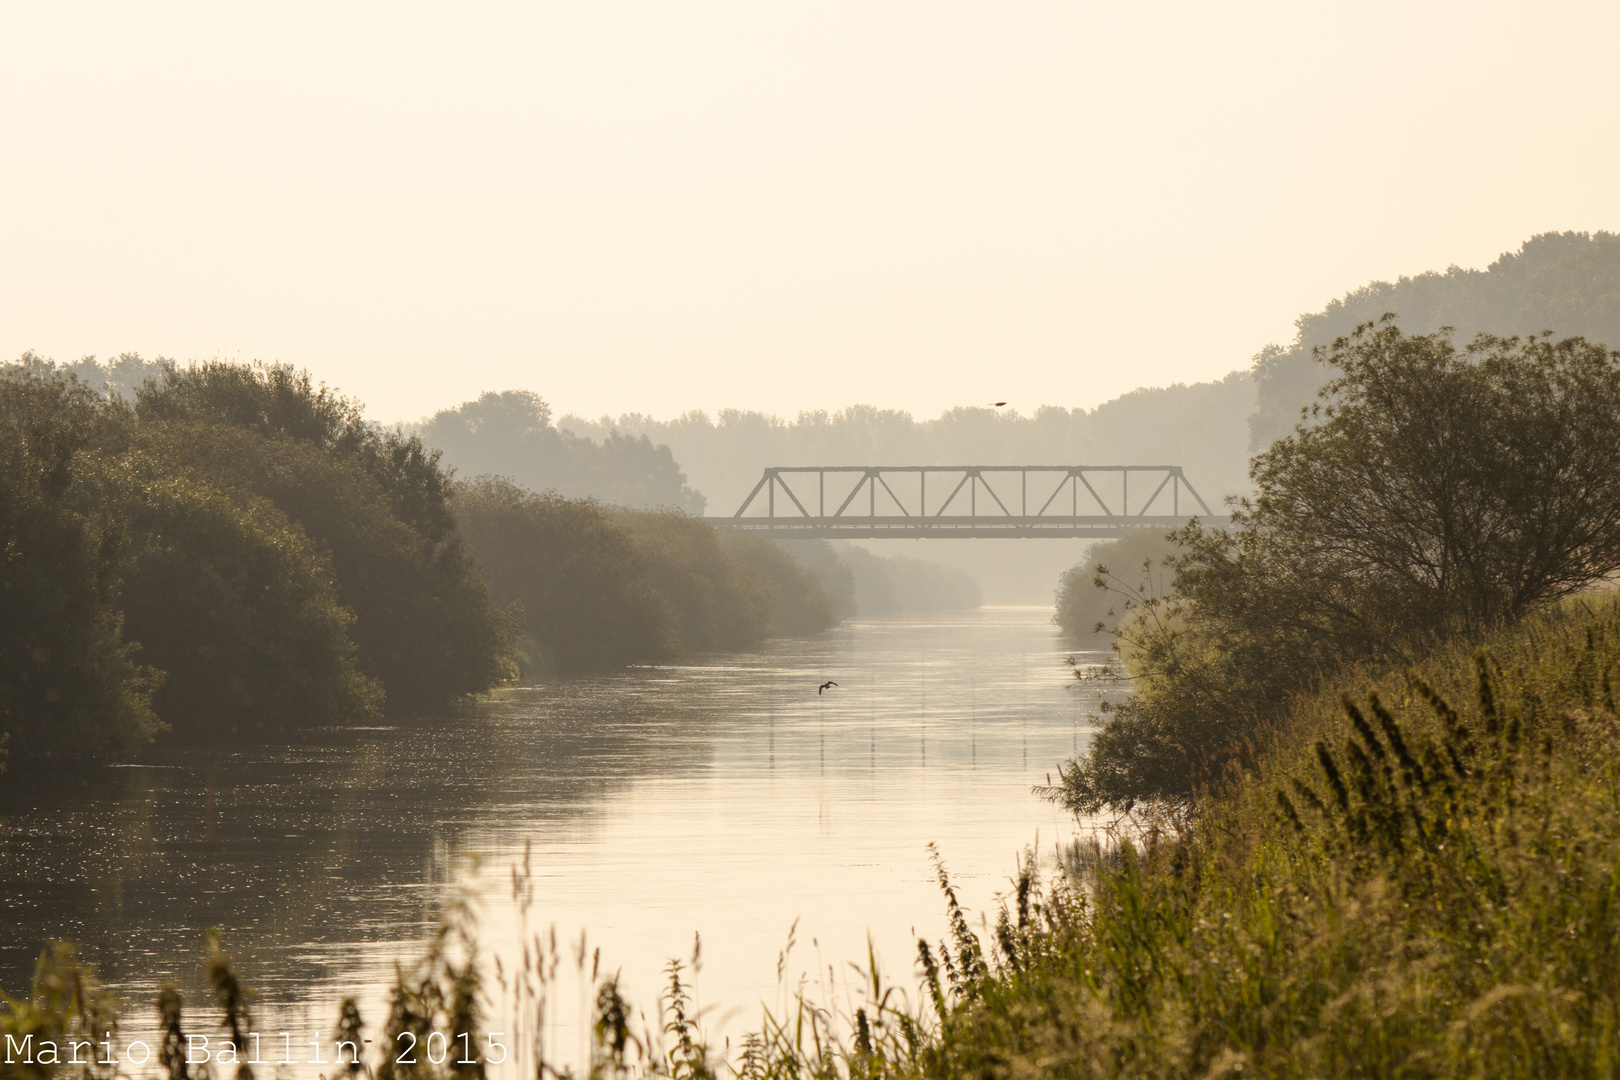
[707,466,1224,538]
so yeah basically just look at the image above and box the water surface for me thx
[0,608,1100,1070]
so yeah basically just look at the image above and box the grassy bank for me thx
[878,593,1620,1079]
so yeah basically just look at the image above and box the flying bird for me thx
[818,681,838,695]
[988,401,1007,407]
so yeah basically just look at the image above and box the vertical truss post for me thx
[971,472,977,517]
[1072,471,1077,515]
[1173,472,1179,516]
[869,471,876,517]
[768,471,775,518]
[1123,470,1128,517]
[920,470,926,517]
[1021,469,1027,515]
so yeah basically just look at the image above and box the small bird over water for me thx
[818,681,838,695]
[988,401,1008,407]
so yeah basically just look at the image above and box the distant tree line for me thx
[419,390,705,513]
[0,358,844,770]
[556,375,1258,518]
[1250,230,1620,447]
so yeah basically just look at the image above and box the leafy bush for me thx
[718,531,840,637]
[453,478,674,672]
[134,363,510,711]
[612,511,774,653]
[457,483,840,673]
[116,470,383,736]
[769,538,858,619]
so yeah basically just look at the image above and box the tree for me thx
[0,370,161,763]
[135,363,511,711]
[716,532,840,637]
[453,478,675,671]
[1243,320,1620,633]
[420,390,706,512]
[1250,230,1620,447]
[117,471,383,736]
[1055,321,1620,813]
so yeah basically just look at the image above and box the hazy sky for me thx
[3,2,1616,423]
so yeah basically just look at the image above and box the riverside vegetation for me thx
[10,319,1620,1078]
[0,358,842,767]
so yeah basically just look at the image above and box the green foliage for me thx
[0,943,120,1080]
[717,532,841,637]
[453,478,674,672]
[421,390,706,513]
[903,598,1620,1079]
[770,540,858,620]
[115,469,383,736]
[1052,530,1173,638]
[611,511,772,653]
[456,481,840,673]
[1251,230,1620,447]
[0,370,160,764]
[134,363,510,712]
[1059,322,1620,812]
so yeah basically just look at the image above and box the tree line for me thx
[0,359,842,770]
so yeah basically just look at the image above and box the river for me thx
[0,607,1102,1073]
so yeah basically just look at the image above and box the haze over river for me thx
[0,608,1101,1072]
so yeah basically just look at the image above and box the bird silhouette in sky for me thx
[988,401,1007,407]
[818,681,838,695]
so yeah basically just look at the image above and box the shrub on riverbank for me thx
[453,478,675,671]
[455,481,842,674]
[116,471,383,736]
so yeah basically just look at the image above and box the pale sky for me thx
[3,1,1616,424]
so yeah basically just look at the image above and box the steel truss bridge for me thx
[706,465,1226,539]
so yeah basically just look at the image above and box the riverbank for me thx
[819,593,1620,1078]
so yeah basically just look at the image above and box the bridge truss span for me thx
[707,465,1227,539]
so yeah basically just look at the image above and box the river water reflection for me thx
[0,608,1100,1070]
